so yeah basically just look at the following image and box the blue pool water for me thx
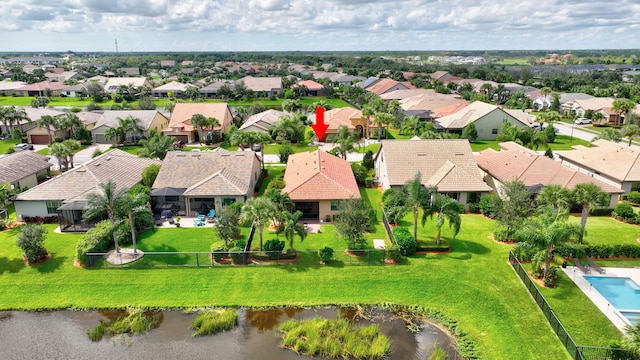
[584,276,640,324]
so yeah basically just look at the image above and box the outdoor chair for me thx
[573,258,591,274]
[587,257,606,274]
[194,218,205,227]
[207,209,215,223]
[154,214,163,226]
[167,215,175,225]
[195,212,205,221]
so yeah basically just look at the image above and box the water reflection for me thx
[0,307,461,360]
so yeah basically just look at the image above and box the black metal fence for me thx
[381,210,397,246]
[85,249,388,268]
[509,251,632,360]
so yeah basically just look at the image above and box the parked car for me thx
[574,118,592,125]
[172,140,185,149]
[531,123,545,131]
[252,144,262,152]
[14,143,34,151]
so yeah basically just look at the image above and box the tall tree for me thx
[572,183,608,232]
[138,133,174,160]
[496,180,533,240]
[372,112,393,140]
[593,128,622,143]
[612,98,636,125]
[278,210,307,251]
[83,180,129,253]
[431,194,462,245]
[621,124,640,146]
[240,197,277,251]
[461,122,478,142]
[403,172,434,241]
[515,207,583,278]
[536,185,572,212]
[36,115,59,145]
[328,125,357,160]
[333,198,373,250]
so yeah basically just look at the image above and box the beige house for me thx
[434,101,532,140]
[282,150,360,221]
[237,76,283,97]
[374,139,491,208]
[163,103,233,144]
[239,109,285,133]
[400,92,469,120]
[557,139,640,194]
[103,77,153,93]
[151,149,261,216]
[92,110,170,144]
[151,81,190,98]
[14,149,160,231]
[476,142,623,208]
[21,107,66,144]
[0,151,51,191]
[322,107,368,140]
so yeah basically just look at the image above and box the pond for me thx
[0,307,461,360]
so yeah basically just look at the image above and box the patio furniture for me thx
[154,214,163,227]
[195,212,206,221]
[573,258,591,274]
[194,218,205,227]
[207,209,215,223]
[587,257,606,274]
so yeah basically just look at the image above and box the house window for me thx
[491,129,498,134]
[222,198,236,206]
[444,192,459,201]
[330,201,340,211]
[46,201,62,214]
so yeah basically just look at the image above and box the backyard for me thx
[5,190,639,358]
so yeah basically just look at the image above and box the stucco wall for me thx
[14,200,50,218]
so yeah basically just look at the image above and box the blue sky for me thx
[1,0,639,52]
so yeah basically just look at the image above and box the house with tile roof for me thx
[0,151,51,191]
[282,150,360,221]
[151,149,261,216]
[237,76,283,97]
[434,101,532,140]
[374,139,492,208]
[14,149,160,231]
[104,77,153,93]
[0,80,27,96]
[239,109,285,133]
[476,142,622,208]
[162,103,233,144]
[399,92,469,120]
[570,97,640,126]
[293,80,329,96]
[321,107,368,140]
[92,110,170,144]
[557,139,640,194]
[364,78,412,95]
[14,81,68,97]
[20,107,68,145]
[151,81,190,98]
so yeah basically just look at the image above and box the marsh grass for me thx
[279,316,390,359]
[191,309,238,336]
[87,308,162,341]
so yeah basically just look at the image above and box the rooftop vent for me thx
[417,153,427,156]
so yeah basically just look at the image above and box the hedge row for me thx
[515,243,640,261]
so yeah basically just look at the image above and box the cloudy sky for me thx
[1,0,639,52]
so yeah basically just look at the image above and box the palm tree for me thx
[122,116,144,144]
[515,207,583,278]
[593,128,622,143]
[278,210,307,251]
[372,112,393,140]
[400,116,421,136]
[265,188,295,222]
[37,115,59,145]
[572,183,608,233]
[49,142,69,172]
[240,197,278,251]
[328,125,357,160]
[403,172,433,241]
[270,114,306,144]
[61,139,81,169]
[281,99,301,113]
[138,133,174,160]
[621,124,640,146]
[104,127,120,145]
[431,195,461,245]
[361,105,375,139]
[536,185,572,212]
[591,112,605,125]
[189,114,207,143]
[612,98,636,126]
[56,113,83,139]
[83,180,129,253]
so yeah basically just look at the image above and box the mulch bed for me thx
[23,253,52,266]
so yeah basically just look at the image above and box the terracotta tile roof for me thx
[17,81,68,91]
[400,93,468,115]
[152,149,260,196]
[0,151,51,184]
[164,103,232,133]
[377,139,491,192]
[365,78,409,95]
[15,149,160,202]
[282,150,360,201]
[295,80,323,91]
[476,142,623,193]
[557,139,640,182]
[380,89,436,101]
[239,109,285,132]
[435,101,530,129]
[238,76,282,92]
[324,107,363,131]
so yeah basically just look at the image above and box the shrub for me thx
[266,179,285,191]
[590,208,614,216]
[543,267,559,287]
[351,163,367,185]
[278,143,294,163]
[75,220,113,265]
[263,238,285,259]
[86,102,102,111]
[229,246,246,264]
[362,150,374,170]
[365,177,373,188]
[613,203,638,224]
[393,227,417,256]
[625,191,640,205]
[468,203,480,214]
[15,224,48,263]
[479,193,501,219]
[210,243,229,262]
[319,246,334,263]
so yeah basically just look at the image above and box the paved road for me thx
[553,122,597,142]
[45,144,111,170]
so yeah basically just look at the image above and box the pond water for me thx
[0,307,461,360]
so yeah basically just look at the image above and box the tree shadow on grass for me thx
[0,256,24,274]
[445,239,491,260]
[35,255,65,273]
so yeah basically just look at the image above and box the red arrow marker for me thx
[310,107,329,141]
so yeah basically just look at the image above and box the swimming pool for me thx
[584,276,640,324]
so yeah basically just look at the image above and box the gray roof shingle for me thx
[0,151,51,184]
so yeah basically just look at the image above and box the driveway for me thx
[47,144,112,170]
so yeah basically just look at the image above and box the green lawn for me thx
[469,135,590,152]
[36,144,91,156]
[568,216,640,246]
[0,139,19,154]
